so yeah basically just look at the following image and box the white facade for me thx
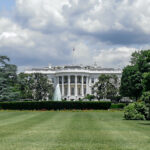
[25,65,122,100]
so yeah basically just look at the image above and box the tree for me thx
[17,73,34,99]
[130,50,150,71]
[136,50,150,73]
[18,73,54,100]
[121,49,150,119]
[0,56,9,65]
[31,73,54,100]
[94,74,118,100]
[0,55,19,101]
[120,49,150,101]
[120,65,143,100]
[141,92,150,120]
[130,51,141,65]
[142,72,150,92]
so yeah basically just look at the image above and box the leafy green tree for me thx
[0,55,19,101]
[130,51,141,65]
[130,50,150,71]
[31,73,54,100]
[121,50,150,119]
[142,72,150,92]
[17,73,34,99]
[141,92,150,120]
[18,73,54,100]
[120,50,150,100]
[136,50,150,73]
[94,74,118,100]
[120,65,143,100]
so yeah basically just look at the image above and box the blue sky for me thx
[0,0,150,72]
[0,0,15,11]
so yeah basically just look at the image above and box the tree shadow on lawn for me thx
[138,122,150,126]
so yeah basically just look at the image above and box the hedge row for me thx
[111,103,127,109]
[0,101,111,110]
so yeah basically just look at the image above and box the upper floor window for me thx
[71,87,74,95]
[64,76,68,83]
[71,76,75,83]
[77,76,81,83]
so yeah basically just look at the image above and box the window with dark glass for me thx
[71,76,75,83]
[77,76,81,83]
[65,88,67,96]
[71,87,74,95]
[91,78,94,83]
[59,76,62,84]
[84,88,86,95]
[78,87,81,95]
[64,76,68,83]
[84,76,86,84]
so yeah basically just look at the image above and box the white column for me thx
[75,75,77,97]
[86,76,89,95]
[81,75,84,96]
[89,77,92,95]
[68,75,70,99]
[62,76,64,96]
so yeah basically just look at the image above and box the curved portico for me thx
[56,74,90,100]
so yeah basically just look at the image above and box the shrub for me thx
[124,102,148,120]
[111,103,126,109]
[0,101,111,110]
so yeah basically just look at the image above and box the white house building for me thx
[25,64,122,100]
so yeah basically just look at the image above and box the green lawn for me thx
[0,111,150,150]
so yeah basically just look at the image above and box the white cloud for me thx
[94,47,136,68]
[0,0,150,71]
[0,18,35,47]
[15,0,69,30]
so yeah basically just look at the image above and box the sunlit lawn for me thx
[0,110,150,150]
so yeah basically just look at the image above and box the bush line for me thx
[0,101,111,110]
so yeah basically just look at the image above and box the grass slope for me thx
[0,111,150,150]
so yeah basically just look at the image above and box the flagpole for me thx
[72,48,75,65]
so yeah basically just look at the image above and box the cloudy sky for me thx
[0,0,150,71]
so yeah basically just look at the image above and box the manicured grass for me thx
[0,111,150,150]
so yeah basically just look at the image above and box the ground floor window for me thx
[84,88,86,95]
[65,88,67,96]
[78,87,81,95]
[92,88,94,94]
[71,87,74,95]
